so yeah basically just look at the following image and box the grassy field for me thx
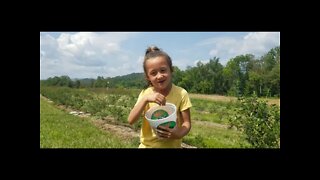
[40,94,251,148]
[189,93,280,106]
[185,97,252,148]
[184,120,251,148]
[40,97,139,148]
[40,87,280,148]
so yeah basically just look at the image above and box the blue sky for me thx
[40,32,280,80]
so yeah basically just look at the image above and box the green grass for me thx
[190,98,237,125]
[192,111,224,124]
[185,98,252,148]
[40,87,275,148]
[183,121,251,148]
[40,97,139,148]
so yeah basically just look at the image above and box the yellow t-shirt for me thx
[135,84,192,148]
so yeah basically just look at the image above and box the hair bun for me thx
[146,45,161,55]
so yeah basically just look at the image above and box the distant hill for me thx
[78,78,95,87]
[40,46,280,97]
[41,73,146,89]
[107,72,146,89]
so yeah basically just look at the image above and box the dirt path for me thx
[41,94,196,148]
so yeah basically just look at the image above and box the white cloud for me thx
[240,32,280,56]
[198,32,280,65]
[40,32,138,79]
[40,32,280,80]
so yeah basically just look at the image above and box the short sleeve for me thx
[135,89,145,106]
[180,90,192,112]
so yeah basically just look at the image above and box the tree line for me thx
[40,46,280,97]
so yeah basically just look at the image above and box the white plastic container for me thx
[145,103,177,129]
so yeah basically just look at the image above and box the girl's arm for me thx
[178,108,191,138]
[128,93,166,125]
[156,108,191,139]
[128,96,148,125]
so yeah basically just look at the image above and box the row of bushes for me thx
[40,86,141,129]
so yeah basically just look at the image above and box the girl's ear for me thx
[145,76,152,86]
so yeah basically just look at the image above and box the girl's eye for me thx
[150,72,157,76]
[160,68,166,72]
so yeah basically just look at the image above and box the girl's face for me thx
[145,56,172,92]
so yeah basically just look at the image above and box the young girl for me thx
[128,46,192,148]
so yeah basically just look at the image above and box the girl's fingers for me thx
[156,97,165,105]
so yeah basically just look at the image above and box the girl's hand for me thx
[156,125,181,139]
[146,92,166,105]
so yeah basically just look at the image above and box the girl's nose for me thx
[156,73,164,80]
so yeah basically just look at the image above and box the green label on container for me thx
[160,121,176,129]
[151,109,169,120]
